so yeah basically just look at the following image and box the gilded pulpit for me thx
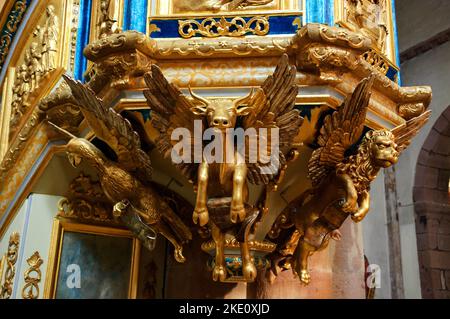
[0,0,432,299]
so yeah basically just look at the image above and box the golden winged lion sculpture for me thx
[268,76,431,285]
[48,75,193,263]
[143,54,303,282]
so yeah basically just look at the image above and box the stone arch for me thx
[414,106,450,299]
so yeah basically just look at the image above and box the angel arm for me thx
[63,75,153,183]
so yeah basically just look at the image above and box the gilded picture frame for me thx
[43,218,141,299]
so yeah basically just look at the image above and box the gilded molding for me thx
[22,251,43,299]
[201,238,276,254]
[178,16,270,38]
[0,232,20,299]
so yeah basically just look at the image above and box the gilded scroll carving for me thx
[0,232,20,299]
[22,251,43,299]
[58,173,116,224]
[178,16,270,38]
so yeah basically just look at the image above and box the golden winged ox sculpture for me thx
[268,76,431,285]
[143,54,303,282]
[49,75,193,263]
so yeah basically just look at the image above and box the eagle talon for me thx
[113,199,130,218]
[212,264,227,282]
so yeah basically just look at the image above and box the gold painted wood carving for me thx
[22,251,43,299]
[47,75,193,263]
[10,5,60,131]
[178,16,270,38]
[144,54,303,282]
[58,173,118,225]
[0,232,20,299]
[268,76,431,285]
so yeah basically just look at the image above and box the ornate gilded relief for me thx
[268,77,431,285]
[9,5,60,131]
[90,0,124,41]
[22,251,43,299]
[0,232,20,299]
[153,0,299,16]
[178,16,270,38]
[335,0,396,64]
[58,173,118,225]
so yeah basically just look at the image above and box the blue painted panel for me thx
[306,0,334,25]
[150,15,302,39]
[55,232,132,299]
[123,0,148,33]
[74,0,92,81]
[391,0,401,84]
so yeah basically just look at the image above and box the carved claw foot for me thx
[212,264,227,282]
[174,246,186,263]
[230,204,246,223]
[113,199,130,218]
[242,261,257,282]
[192,207,209,226]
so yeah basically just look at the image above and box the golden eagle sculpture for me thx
[268,76,431,285]
[144,54,303,282]
[50,75,193,263]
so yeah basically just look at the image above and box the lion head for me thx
[363,130,399,168]
[337,130,399,193]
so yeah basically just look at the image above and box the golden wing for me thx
[242,54,303,185]
[392,110,431,153]
[308,75,375,187]
[143,64,202,182]
[63,75,153,183]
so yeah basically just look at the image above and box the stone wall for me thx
[414,107,450,299]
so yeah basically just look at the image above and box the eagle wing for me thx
[63,75,153,184]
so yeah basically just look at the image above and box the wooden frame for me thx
[43,217,141,299]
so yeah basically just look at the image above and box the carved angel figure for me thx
[50,75,192,263]
[269,76,431,284]
[144,54,303,282]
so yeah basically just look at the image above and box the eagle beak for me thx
[67,153,82,168]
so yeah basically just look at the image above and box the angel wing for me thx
[392,110,431,153]
[242,54,303,185]
[308,75,375,187]
[63,75,153,184]
[143,65,202,182]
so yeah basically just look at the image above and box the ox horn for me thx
[47,120,77,139]
[188,86,209,107]
[234,88,254,107]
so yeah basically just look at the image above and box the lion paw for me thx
[193,207,209,226]
[212,264,227,282]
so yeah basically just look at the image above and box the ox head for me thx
[189,88,254,130]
